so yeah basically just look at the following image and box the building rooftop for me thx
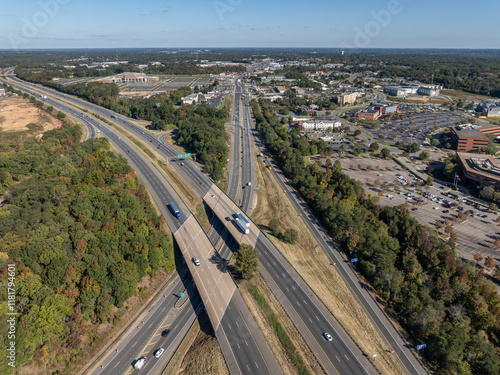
[452,124,488,139]
[457,153,500,185]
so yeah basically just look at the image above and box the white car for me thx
[433,206,440,210]
[323,332,333,341]
[192,257,200,266]
[134,357,148,370]
[154,348,165,358]
[247,182,251,186]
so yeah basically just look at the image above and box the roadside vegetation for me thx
[0,125,174,374]
[252,98,500,374]
[249,286,311,375]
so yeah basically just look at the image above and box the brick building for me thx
[451,123,500,151]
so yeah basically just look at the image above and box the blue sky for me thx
[0,0,498,49]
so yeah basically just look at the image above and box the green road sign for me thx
[185,153,191,157]
[177,154,183,158]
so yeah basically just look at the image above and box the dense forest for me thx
[176,104,229,181]
[0,125,174,374]
[252,99,500,374]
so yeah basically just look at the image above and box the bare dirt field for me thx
[0,97,62,137]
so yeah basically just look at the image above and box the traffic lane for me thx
[174,216,236,330]
[255,235,370,375]
[95,275,197,375]
[227,123,241,201]
[269,163,425,375]
[218,298,273,375]
[129,292,203,375]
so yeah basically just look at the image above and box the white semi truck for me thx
[235,217,249,234]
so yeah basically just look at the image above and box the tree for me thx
[474,252,484,264]
[431,138,440,147]
[233,244,259,280]
[426,176,434,186]
[56,111,66,119]
[489,203,498,212]
[354,129,361,136]
[283,229,298,244]
[408,142,420,154]
[369,142,379,152]
[419,151,430,160]
[485,256,495,269]
[268,218,280,237]
[380,148,391,158]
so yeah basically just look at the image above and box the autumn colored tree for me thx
[474,252,484,263]
[484,256,495,269]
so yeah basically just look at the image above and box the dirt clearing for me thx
[0,96,62,137]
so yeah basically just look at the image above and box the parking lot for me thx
[365,109,463,146]
[318,155,500,266]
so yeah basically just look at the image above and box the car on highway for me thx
[134,356,148,370]
[161,329,170,337]
[192,257,200,266]
[154,348,165,358]
[323,332,333,341]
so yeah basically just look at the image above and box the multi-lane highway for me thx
[6,70,426,375]
[3,74,279,375]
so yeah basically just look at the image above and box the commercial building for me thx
[456,153,500,189]
[93,72,159,84]
[478,100,500,117]
[356,106,381,120]
[300,120,342,131]
[337,92,357,105]
[372,103,398,114]
[383,84,440,97]
[451,123,500,151]
[181,93,200,105]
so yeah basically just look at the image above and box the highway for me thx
[252,128,428,375]
[3,74,279,375]
[6,71,416,374]
[204,74,376,374]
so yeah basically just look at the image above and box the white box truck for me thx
[235,218,250,234]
